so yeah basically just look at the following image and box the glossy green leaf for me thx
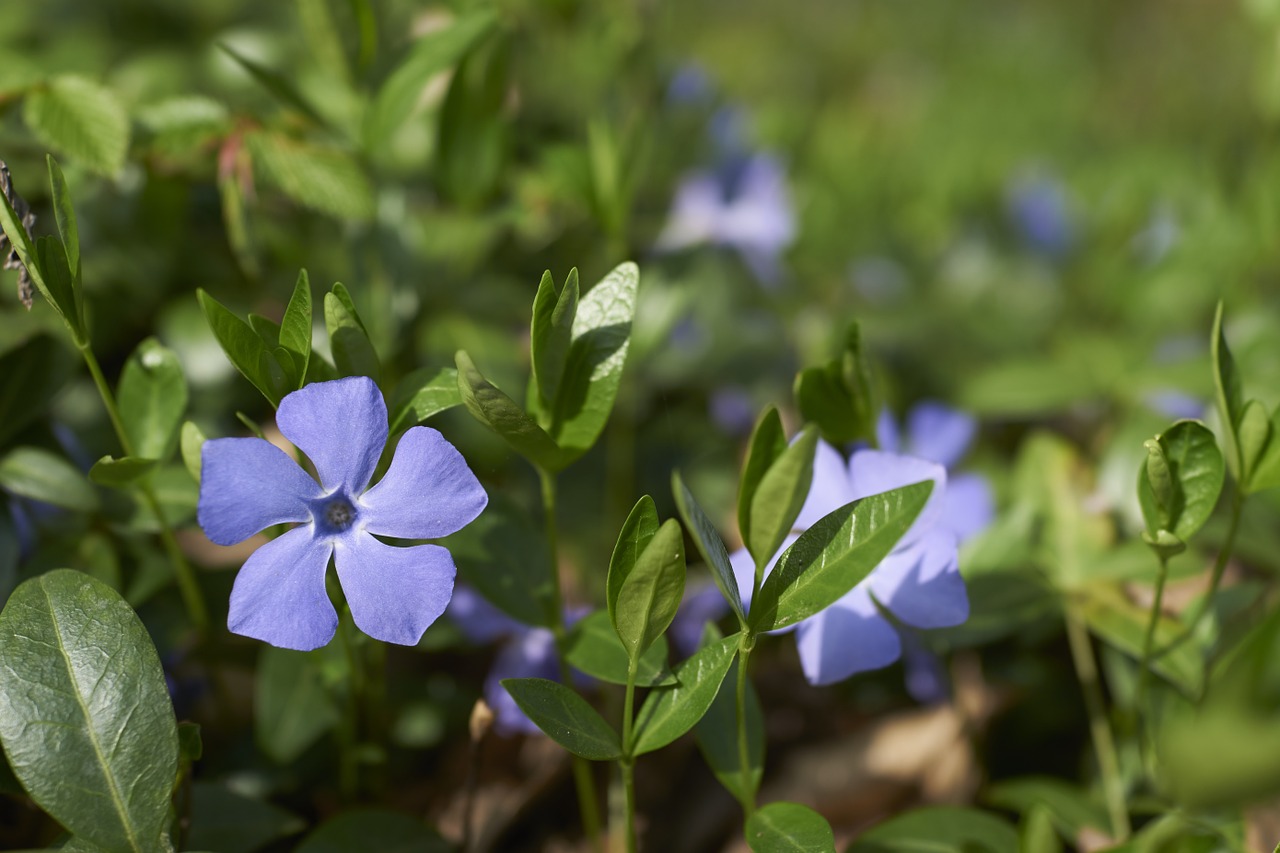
[23,76,130,176]
[324,288,380,381]
[672,470,744,622]
[563,610,676,687]
[614,518,686,658]
[748,427,817,568]
[0,334,75,447]
[746,802,836,853]
[197,289,286,406]
[0,570,177,853]
[364,9,498,156]
[0,446,97,511]
[187,782,305,853]
[531,268,579,412]
[35,234,83,342]
[847,806,1018,853]
[280,270,313,386]
[247,131,374,221]
[696,655,763,803]
[500,677,622,761]
[255,645,341,764]
[632,633,737,755]
[1136,420,1224,542]
[548,261,638,459]
[118,338,188,462]
[750,480,933,634]
[1141,439,1175,531]
[738,407,787,556]
[388,367,462,433]
[606,496,660,633]
[1211,301,1244,479]
[46,156,80,281]
[296,809,451,853]
[180,421,205,483]
[455,349,566,472]
[88,456,157,488]
[219,44,328,128]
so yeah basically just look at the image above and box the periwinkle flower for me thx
[1006,172,1076,258]
[198,376,487,651]
[730,442,969,685]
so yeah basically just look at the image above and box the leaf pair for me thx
[1136,420,1223,559]
[794,322,874,446]
[606,496,686,663]
[457,262,638,473]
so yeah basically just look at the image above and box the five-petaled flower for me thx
[730,441,969,685]
[198,376,487,651]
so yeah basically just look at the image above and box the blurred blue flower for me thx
[730,442,969,685]
[668,579,731,658]
[1144,390,1204,421]
[876,402,994,543]
[1007,173,1075,258]
[709,387,757,436]
[198,376,487,651]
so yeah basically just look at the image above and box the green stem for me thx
[616,655,639,853]
[538,466,603,851]
[735,639,757,819]
[1065,606,1130,840]
[80,344,209,630]
[1136,555,1171,715]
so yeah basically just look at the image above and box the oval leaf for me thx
[24,76,130,177]
[88,455,158,488]
[563,610,676,687]
[746,802,836,853]
[0,569,178,853]
[118,338,188,462]
[0,446,97,511]
[1136,420,1224,542]
[614,519,686,658]
[500,677,621,761]
[607,496,660,633]
[632,633,737,755]
[848,806,1018,853]
[388,367,462,432]
[747,427,817,568]
[455,349,566,472]
[738,407,787,555]
[672,470,744,623]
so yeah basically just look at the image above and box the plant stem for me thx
[616,655,639,853]
[80,344,209,630]
[1065,606,1130,841]
[538,466,603,851]
[735,639,757,819]
[1135,554,1171,715]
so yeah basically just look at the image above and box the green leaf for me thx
[118,338,188,462]
[0,570,178,853]
[197,289,287,406]
[324,289,380,381]
[0,334,75,448]
[607,496,660,633]
[746,802,836,853]
[23,76,130,176]
[280,270,313,387]
[388,367,462,433]
[750,480,934,634]
[46,156,80,281]
[672,470,744,622]
[548,261,638,459]
[1141,439,1175,531]
[35,234,83,342]
[247,131,374,221]
[500,677,622,761]
[984,776,1109,839]
[180,421,206,483]
[255,645,342,764]
[296,808,452,853]
[436,38,509,207]
[696,655,763,803]
[364,9,498,156]
[455,349,566,472]
[1019,805,1062,853]
[187,782,306,853]
[0,446,97,511]
[632,633,737,755]
[219,44,329,128]
[449,495,555,627]
[563,610,676,687]
[1079,587,1202,697]
[88,455,158,488]
[531,269,579,412]
[1246,405,1280,492]
[847,806,1018,853]
[1211,301,1243,479]
[614,519,686,658]
[1136,420,1224,542]
[1239,399,1273,492]
[738,407,787,557]
[0,172,73,338]
[748,427,818,569]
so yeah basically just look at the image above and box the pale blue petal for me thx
[875,409,901,453]
[198,438,320,545]
[227,527,336,650]
[448,585,526,643]
[488,628,559,736]
[333,533,455,646]
[905,402,976,469]
[794,586,901,685]
[794,439,856,530]
[277,376,387,494]
[670,580,732,657]
[939,472,995,543]
[867,529,968,629]
[729,546,757,612]
[902,639,949,704]
[847,450,946,550]
[359,426,488,539]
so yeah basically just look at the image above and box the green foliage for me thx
[324,283,380,381]
[746,802,837,853]
[673,470,745,622]
[23,77,129,177]
[562,610,676,687]
[0,446,97,511]
[794,324,874,446]
[745,426,817,569]
[1136,420,1223,553]
[696,655,763,803]
[296,809,451,853]
[255,645,342,765]
[501,677,622,761]
[846,807,1018,853]
[632,633,738,755]
[118,338,188,462]
[187,782,305,853]
[608,507,686,659]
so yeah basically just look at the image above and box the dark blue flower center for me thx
[314,494,358,535]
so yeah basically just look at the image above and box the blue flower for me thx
[1006,172,1076,258]
[730,442,969,685]
[198,376,487,651]
[876,401,994,543]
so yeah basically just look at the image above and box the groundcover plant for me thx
[4,2,1280,852]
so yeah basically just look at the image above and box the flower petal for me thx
[228,527,337,650]
[939,472,995,543]
[199,438,321,545]
[847,449,946,549]
[905,402,976,469]
[359,426,488,539]
[794,586,901,685]
[277,376,387,495]
[334,533,455,646]
[487,628,560,736]
[669,580,732,657]
[794,439,856,530]
[875,408,902,454]
[867,528,968,629]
